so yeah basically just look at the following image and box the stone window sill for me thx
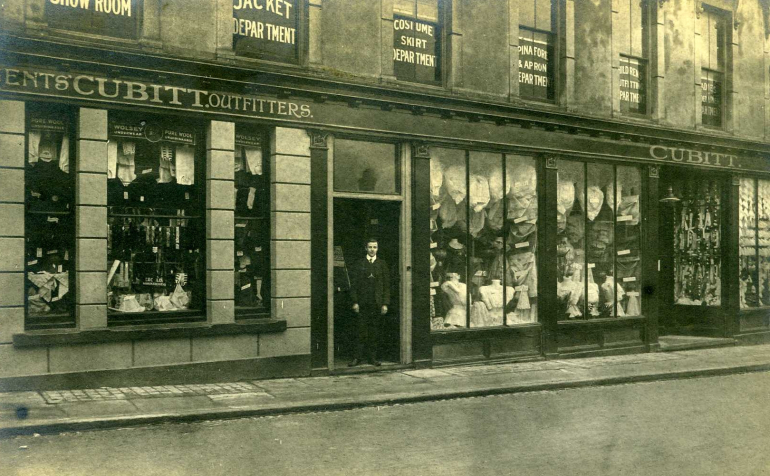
[13,319,286,348]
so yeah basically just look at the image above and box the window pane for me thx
[106,116,205,320]
[535,0,553,31]
[673,177,721,306]
[616,166,642,316]
[519,29,555,101]
[505,154,538,325]
[620,56,647,115]
[430,148,468,330]
[416,0,438,22]
[701,70,723,127]
[394,0,416,16]
[520,0,536,29]
[394,2,441,84]
[25,108,75,328]
[699,13,711,69]
[334,139,399,194]
[587,163,617,316]
[630,0,645,57]
[466,152,501,327]
[739,178,759,309]
[557,160,587,320]
[759,180,770,307]
[234,126,269,313]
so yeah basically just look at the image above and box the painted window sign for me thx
[46,0,139,39]
[619,56,646,114]
[393,16,440,84]
[233,0,299,62]
[518,31,554,101]
[701,71,723,127]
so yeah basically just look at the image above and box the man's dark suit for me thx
[349,256,391,362]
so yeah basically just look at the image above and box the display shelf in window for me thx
[106,116,205,322]
[25,107,76,330]
[234,126,270,316]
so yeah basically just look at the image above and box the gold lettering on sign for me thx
[49,0,132,16]
[648,145,738,169]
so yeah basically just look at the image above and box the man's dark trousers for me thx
[350,257,390,363]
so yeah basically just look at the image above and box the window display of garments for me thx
[244,147,262,175]
[176,145,195,185]
[439,193,458,229]
[469,209,485,237]
[470,301,491,327]
[445,240,467,277]
[557,180,575,232]
[625,291,641,316]
[557,274,583,318]
[487,167,510,202]
[59,136,69,173]
[508,222,536,249]
[505,251,537,298]
[134,145,160,183]
[107,141,118,179]
[28,131,41,165]
[605,183,622,212]
[486,200,504,231]
[600,275,625,317]
[430,156,444,200]
[441,276,467,327]
[444,165,467,204]
[158,144,175,184]
[117,141,137,186]
[587,220,614,265]
[479,280,514,326]
[507,168,537,223]
[469,174,490,213]
[586,267,600,317]
[617,194,640,225]
[37,133,58,162]
[27,271,69,303]
[580,185,604,221]
[557,237,575,280]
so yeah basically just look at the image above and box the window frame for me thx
[739,177,770,310]
[232,0,309,66]
[44,0,144,41]
[617,0,652,117]
[517,0,559,103]
[699,5,729,129]
[391,0,444,86]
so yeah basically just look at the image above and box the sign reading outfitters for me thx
[233,0,299,61]
[46,0,139,39]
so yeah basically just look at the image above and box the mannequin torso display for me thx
[441,274,467,327]
[479,279,514,326]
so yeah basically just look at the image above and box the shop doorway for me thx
[658,169,732,340]
[332,198,401,368]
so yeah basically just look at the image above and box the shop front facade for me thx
[1,0,770,389]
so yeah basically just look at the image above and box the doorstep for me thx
[658,335,736,352]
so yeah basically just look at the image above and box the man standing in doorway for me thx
[349,237,391,367]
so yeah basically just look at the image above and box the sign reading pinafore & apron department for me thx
[233,0,299,62]
[46,0,140,40]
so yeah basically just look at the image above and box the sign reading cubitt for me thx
[46,0,139,39]
[233,0,299,61]
[649,145,738,168]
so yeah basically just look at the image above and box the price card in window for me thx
[236,223,247,228]
[430,288,436,296]
[474,270,484,277]
[47,216,59,223]
[237,251,244,257]
[623,277,636,282]
[617,215,633,222]
[617,249,631,256]
[588,263,595,269]
[140,196,145,202]
[124,191,129,200]
[514,216,527,224]
[241,283,251,290]
[185,192,190,200]
[27,260,38,266]
[430,281,439,288]
[515,242,530,249]
[627,291,639,297]
[516,285,528,292]
[37,248,43,258]
[431,202,440,210]
[430,242,437,249]
[254,247,262,252]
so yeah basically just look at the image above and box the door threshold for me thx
[657,335,736,352]
[331,360,412,375]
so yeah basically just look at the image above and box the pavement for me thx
[2,343,770,439]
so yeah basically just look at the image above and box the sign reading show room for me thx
[46,0,139,39]
[233,0,299,62]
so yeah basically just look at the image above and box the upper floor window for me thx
[699,7,727,128]
[233,0,301,63]
[393,0,442,85]
[518,0,556,101]
[618,0,651,115]
[46,0,140,40]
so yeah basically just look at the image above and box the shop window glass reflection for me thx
[334,139,399,195]
[739,178,770,309]
[106,115,205,322]
[25,107,75,329]
[557,160,642,320]
[429,149,538,331]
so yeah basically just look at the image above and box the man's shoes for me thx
[348,359,361,367]
[368,359,381,367]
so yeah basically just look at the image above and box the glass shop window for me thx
[25,106,76,330]
[699,8,727,128]
[333,139,400,195]
[671,177,722,306]
[519,0,556,102]
[739,178,770,309]
[617,0,650,115]
[106,114,205,324]
[393,0,442,85]
[556,161,642,320]
[429,148,538,331]
[234,125,270,317]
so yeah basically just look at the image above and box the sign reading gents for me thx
[233,0,299,62]
[46,0,139,39]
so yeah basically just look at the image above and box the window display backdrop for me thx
[234,125,270,315]
[739,178,770,309]
[671,177,722,306]
[429,149,538,331]
[556,160,642,320]
[25,107,76,329]
[106,115,205,322]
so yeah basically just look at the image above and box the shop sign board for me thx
[0,65,314,121]
[30,116,67,133]
[619,56,646,115]
[518,31,554,101]
[110,122,196,145]
[393,16,440,84]
[233,0,299,62]
[46,0,139,39]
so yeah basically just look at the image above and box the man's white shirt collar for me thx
[368,256,377,263]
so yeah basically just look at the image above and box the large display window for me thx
[106,114,205,324]
[739,178,770,309]
[234,125,270,316]
[429,148,538,330]
[25,106,76,329]
[556,160,642,319]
